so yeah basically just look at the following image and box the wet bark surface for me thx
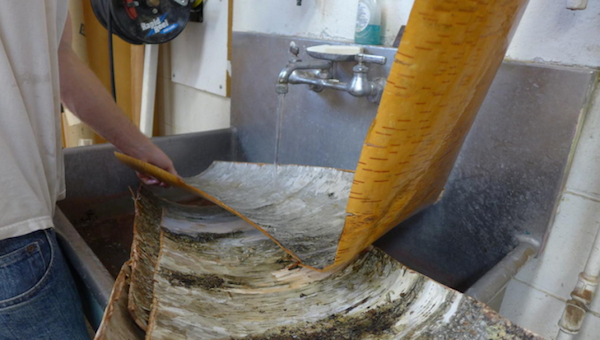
[94,262,145,340]
[138,191,544,340]
[185,162,354,269]
[128,187,243,329]
[128,187,164,330]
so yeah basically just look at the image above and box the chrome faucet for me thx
[276,42,387,104]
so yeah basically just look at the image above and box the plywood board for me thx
[170,0,230,97]
[63,0,95,148]
[82,0,141,144]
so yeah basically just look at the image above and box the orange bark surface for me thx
[334,0,529,269]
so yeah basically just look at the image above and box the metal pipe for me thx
[140,44,159,137]
[465,240,537,305]
[557,224,600,339]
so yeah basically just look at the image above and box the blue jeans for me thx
[0,229,89,339]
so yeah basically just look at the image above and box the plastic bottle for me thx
[355,0,382,45]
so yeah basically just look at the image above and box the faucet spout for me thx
[277,61,332,85]
[275,48,386,103]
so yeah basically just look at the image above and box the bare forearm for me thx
[59,48,152,158]
[58,14,175,183]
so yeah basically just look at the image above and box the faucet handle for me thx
[356,53,387,65]
[289,42,300,57]
[288,42,302,63]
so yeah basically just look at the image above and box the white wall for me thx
[233,0,600,67]
[232,0,410,46]
[508,0,600,66]
[156,43,230,136]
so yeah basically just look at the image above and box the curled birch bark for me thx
[116,159,356,271]
[129,187,238,329]
[94,261,145,340]
[143,201,542,340]
[128,186,164,330]
[183,162,354,270]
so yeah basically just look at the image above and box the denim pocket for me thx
[0,242,46,302]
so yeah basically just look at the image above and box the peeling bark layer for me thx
[116,156,355,271]
[129,187,239,329]
[94,262,144,340]
[143,200,543,340]
[184,162,354,269]
[339,0,530,274]
[128,187,164,330]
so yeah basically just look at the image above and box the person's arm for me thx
[58,14,176,185]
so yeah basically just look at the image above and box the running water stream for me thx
[274,93,286,174]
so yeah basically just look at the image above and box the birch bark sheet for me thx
[95,188,543,339]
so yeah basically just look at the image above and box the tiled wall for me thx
[499,87,600,339]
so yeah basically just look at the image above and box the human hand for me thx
[126,144,178,187]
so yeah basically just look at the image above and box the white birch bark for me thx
[94,262,145,340]
[140,198,543,340]
[184,162,355,269]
